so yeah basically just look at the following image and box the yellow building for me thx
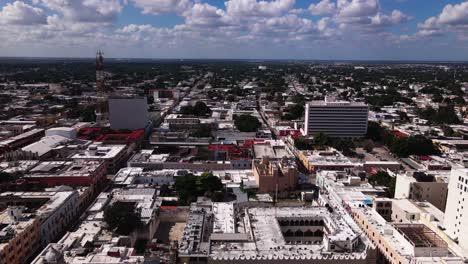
[0,208,41,264]
[352,207,459,264]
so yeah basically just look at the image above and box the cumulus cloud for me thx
[0,1,47,25]
[437,2,468,25]
[225,0,295,17]
[34,0,123,23]
[0,0,465,59]
[371,10,411,27]
[417,2,468,39]
[131,0,193,15]
[309,0,335,16]
[336,0,379,18]
[182,3,229,27]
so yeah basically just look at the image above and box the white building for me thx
[303,97,369,137]
[45,127,77,140]
[444,167,468,249]
[71,143,127,173]
[179,201,376,263]
[394,172,448,211]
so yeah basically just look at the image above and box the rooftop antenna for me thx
[95,49,108,125]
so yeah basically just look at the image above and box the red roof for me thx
[419,155,432,161]
[160,206,178,210]
[392,131,409,138]
[77,127,144,143]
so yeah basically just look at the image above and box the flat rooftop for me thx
[72,144,126,160]
[253,140,293,159]
[25,160,103,178]
[303,150,355,166]
[209,206,367,261]
[394,224,447,248]
[308,100,367,107]
[112,167,176,185]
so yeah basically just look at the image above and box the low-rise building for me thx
[352,207,461,264]
[32,186,162,264]
[71,144,128,173]
[298,148,355,174]
[0,207,41,264]
[112,167,175,187]
[395,171,448,211]
[165,114,200,129]
[179,201,376,263]
[0,129,45,156]
[252,156,298,193]
[24,160,107,193]
[0,191,79,248]
[127,149,233,171]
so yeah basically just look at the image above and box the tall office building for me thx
[444,167,468,248]
[108,96,151,131]
[303,97,369,137]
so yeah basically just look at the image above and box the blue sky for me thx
[0,0,466,60]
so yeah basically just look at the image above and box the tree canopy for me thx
[175,172,224,205]
[234,114,260,132]
[282,104,304,120]
[104,202,142,235]
[368,171,396,197]
[417,105,462,125]
[366,122,440,158]
[0,172,22,183]
[180,101,212,116]
[389,135,440,157]
[191,124,212,138]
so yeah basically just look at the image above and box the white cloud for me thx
[371,10,411,27]
[0,1,47,25]
[438,2,468,25]
[225,0,295,17]
[131,0,193,15]
[1,0,465,59]
[309,0,335,16]
[416,2,468,39]
[337,0,379,18]
[182,3,228,27]
[35,0,123,23]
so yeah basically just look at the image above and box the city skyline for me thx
[0,0,467,60]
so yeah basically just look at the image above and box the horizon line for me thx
[0,56,467,63]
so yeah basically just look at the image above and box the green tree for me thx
[441,125,457,137]
[0,172,21,183]
[368,171,396,197]
[234,114,260,132]
[198,172,224,195]
[364,145,373,153]
[294,137,313,150]
[418,105,461,125]
[366,121,384,141]
[180,101,212,116]
[330,138,356,155]
[175,173,224,205]
[389,135,440,157]
[175,174,198,205]
[313,132,329,146]
[282,104,304,120]
[432,94,443,103]
[191,124,212,138]
[104,202,142,235]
